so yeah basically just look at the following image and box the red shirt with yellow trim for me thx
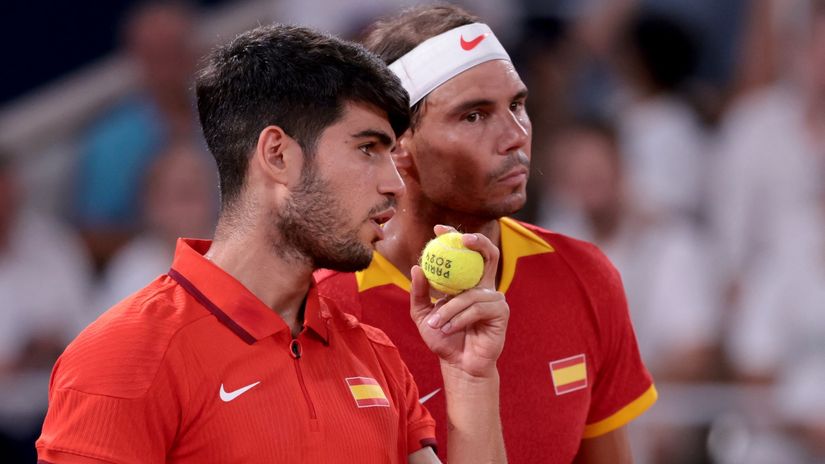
[316,218,657,463]
[37,239,435,464]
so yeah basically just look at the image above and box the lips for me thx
[370,207,395,225]
[368,207,396,240]
[497,167,529,184]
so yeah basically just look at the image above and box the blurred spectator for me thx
[0,149,93,461]
[95,141,217,310]
[73,1,202,271]
[613,9,708,221]
[711,0,825,460]
[712,0,825,310]
[720,200,825,462]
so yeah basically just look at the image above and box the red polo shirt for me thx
[316,218,657,463]
[37,239,435,463]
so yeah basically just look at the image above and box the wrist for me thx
[440,362,500,391]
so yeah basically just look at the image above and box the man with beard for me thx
[316,5,656,463]
[37,25,508,464]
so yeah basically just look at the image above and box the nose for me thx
[378,153,406,199]
[498,109,530,155]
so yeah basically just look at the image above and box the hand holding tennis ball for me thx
[419,232,484,295]
[410,225,508,378]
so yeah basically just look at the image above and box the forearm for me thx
[441,363,506,464]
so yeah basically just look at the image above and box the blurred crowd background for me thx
[1,0,823,462]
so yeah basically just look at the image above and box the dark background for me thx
[0,0,230,105]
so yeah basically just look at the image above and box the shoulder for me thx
[513,220,615,271]
[359,322,398,348]
[554,234,619,284]
[513,220,624,298]
[356,323,412,386]
[320,293,400,355]
[320,293,395,346]
[53,276,209,398]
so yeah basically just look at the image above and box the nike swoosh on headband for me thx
[460,33,487,51]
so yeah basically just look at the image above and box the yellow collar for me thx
[356,217,554,294]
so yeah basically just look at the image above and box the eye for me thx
[359,143,376,157]
[510,100,525,112]
[465,112,481,123]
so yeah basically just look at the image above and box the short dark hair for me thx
[195,24,410,208]
[362,4,480,129]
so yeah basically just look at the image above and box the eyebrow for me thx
[450,98,495,116]
[351,129,393,147]
[449,87,530,116]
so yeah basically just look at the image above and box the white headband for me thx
[389,23,511,107]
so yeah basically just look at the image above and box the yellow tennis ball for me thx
[419,232,484,295]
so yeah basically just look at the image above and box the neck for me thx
[378,189,501,280]
[206,220,312,336]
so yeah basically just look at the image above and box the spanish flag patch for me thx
[346,377,390,408]
[549,354,588,395]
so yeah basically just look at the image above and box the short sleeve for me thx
[36,343,185,463]
[578,246,657,438]
[400,359,438,453]
[360,322,437,456]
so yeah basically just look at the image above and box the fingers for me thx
[424,288,508,334]
[409,265,433,325]
[432,225,500,291]
[433,224,456,236]
[460,233,499,290]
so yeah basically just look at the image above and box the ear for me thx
[391,128,415,174]
[251,125,302,188]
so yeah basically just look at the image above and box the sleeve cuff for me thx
[37,448,114,464]
[406,420,437,453]
[582,384,658,438]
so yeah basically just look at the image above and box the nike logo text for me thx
[220,381,261,402]
[460,34,487,51]
[419,388,442,404]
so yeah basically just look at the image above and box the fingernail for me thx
[427,314,440,328]
[440,322,452,334]
[464,234,478,243]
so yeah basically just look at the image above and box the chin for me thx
[312,245,373,273]
[486,194,527,218]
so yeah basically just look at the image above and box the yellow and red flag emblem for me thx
[549,354,588,395]
[345,377,390,408]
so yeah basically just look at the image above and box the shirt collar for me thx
[355,217,554,294]
[168,238,330,344]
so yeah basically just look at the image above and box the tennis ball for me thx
[419,232,484,295]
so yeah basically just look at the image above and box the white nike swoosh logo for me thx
[220,381,261,402]
[419,388,441,404]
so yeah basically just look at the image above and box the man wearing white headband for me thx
[317,4,656,462]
